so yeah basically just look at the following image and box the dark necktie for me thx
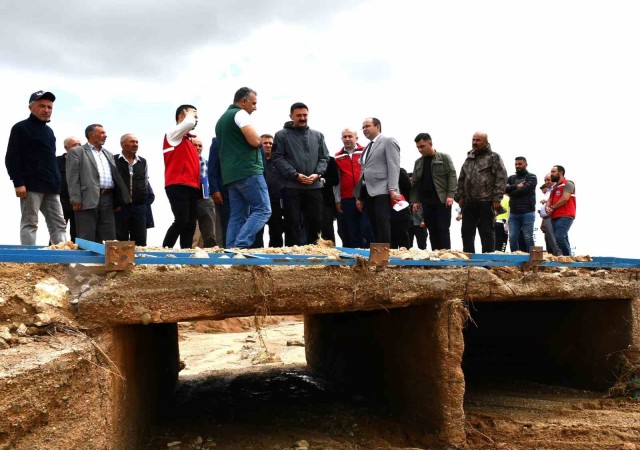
[362,141,373,164]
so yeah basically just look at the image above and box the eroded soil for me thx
[146,319,640,450]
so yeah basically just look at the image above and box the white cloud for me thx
[1,0,638,257]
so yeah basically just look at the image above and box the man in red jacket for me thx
[334,128,372,248]
[545,165,576,256]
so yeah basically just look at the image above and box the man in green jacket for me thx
[409,133,457,250]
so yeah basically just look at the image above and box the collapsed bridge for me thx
[1,241,639,449]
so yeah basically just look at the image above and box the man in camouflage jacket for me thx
[454,132,507,253]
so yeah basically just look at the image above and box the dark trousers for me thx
[337,198,372,248]
[390,219,411,249]
[63,206,76,242]
[214,189,230,248]
[362,186,391,244]
[163,184,199,249]
[494,221,508,252]
[421,196,452,250]
[461,201,495,253]
[115,203,147,245]
[283,188,323,246]
[75,191,116,243]
[321,203,336,243]
[196,197,217,248]
[266,198,285,247]
[410,225,428,250]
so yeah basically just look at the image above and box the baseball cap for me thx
[29,90,56,103]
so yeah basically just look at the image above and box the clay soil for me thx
[146,318,640,450]
[2,261,640,449]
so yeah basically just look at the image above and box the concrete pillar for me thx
[305,300,467,446]
[111,323,180,448]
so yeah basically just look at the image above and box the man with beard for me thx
[409,133,457,250]
[454,131,507,253]
[546,165,576,256]
[505,156,537,252]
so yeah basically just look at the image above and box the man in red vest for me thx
[162,105,201,248]
[545,165,576,256]
[334,128,372,248]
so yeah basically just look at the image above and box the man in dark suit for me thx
[57,136,82,242]
[355,117,402,244]
[66,124,130,243]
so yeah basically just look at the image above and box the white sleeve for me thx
[165,115,196,147]
[234,110,253,128]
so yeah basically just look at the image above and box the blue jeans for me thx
[508,211,535,252]
[552,217,574,256]
[226,174,271,248]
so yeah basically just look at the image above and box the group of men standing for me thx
[5,90,153,247]
[5,88,576,256]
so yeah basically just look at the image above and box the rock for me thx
[195,436,203,444]
[75,275,87,284]
[191,248,209,259]
[0,337,9,350]
[166,441,182,448]
[286,340,305,347]
[33,313,55,327]
[33,278,70,307]
[0,326,11,341]
[0,297,6,305]
[621,443,637,450]
[140,312,152,325]
[292,440,309,449]
[16,323,28,336]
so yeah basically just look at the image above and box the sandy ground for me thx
[143,318,640,450]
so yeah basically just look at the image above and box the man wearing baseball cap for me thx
[5,90,67,245]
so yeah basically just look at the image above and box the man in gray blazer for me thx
[355,117,402,243]
[66,124,130,243]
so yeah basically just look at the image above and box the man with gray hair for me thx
[215,87,270,248]
[5,90,67,245]
[56,136,82,241]
[66,124,130,243]
[114,133,149,245]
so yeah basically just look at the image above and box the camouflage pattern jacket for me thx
[454,144,507,203]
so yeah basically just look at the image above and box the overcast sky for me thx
[1,0,638,257]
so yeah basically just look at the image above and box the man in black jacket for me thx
[114,134,149,245]
[505,156,537,252]
[57,136,82,242]
[272,102,329,245]
[5,90,67,245]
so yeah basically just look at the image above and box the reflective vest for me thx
[334,145,363,200]
[163,135,200,189]
[549,178,576,219]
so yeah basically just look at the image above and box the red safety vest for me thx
[549,177,576,219]
[335,145,364,200]
[163,134,200,188]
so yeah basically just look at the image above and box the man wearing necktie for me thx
[355,117,402,244]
